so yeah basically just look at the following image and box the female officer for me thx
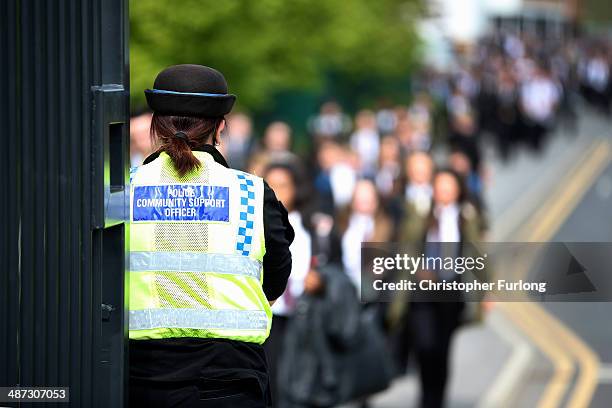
[128,64,294,408]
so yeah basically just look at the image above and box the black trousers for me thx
[130,377,267,408]
[263,315,290,408]
[410,302,462,408]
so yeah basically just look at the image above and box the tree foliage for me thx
[130,0,422,111]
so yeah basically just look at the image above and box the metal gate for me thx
[1,0,130,406]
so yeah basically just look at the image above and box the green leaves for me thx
[130,0,422,112]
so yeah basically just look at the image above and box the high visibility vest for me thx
[128,151,271,344]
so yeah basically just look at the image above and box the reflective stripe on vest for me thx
[129,309,268,331]
[130,251,262,280]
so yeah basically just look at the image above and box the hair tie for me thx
[174,131,188,140]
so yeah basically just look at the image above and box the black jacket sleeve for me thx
[262,181,295,301]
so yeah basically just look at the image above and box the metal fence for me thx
[0,0,129,406]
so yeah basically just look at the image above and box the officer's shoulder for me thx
[228,167,263,183]
[130,166,139,183]
[130,157,164,182]
[130,164,147,183]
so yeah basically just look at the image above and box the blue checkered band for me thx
[235,172,256,256]
[130,166,139,183]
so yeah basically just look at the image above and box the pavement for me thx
[367,107,612,408]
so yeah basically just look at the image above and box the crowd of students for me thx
[213,98,487,408]
[434,29,612,161]
[130,29,612,408]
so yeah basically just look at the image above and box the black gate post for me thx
[1,1,130,407]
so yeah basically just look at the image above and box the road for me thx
[369,107,612,408]
[539,150,612,407]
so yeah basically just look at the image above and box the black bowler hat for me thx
[145,64,236,117]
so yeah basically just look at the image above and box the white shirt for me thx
[376,163,400,196]
[350,128,380,177]
[586,58,609,92]
[427,204,460,243]
[426,204,461,280]
[342,213,376,289]
[271,211,312,316]
[405,183,433,216]
[330,163,357,208]
[520,77,560,123]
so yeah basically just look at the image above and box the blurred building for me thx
[419,0,592,70]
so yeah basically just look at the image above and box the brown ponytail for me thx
[150,114,224,177]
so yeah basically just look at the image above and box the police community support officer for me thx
[128,64,294,408]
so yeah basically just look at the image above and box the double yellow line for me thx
[516,140,612,242]
[499,139,611,408]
